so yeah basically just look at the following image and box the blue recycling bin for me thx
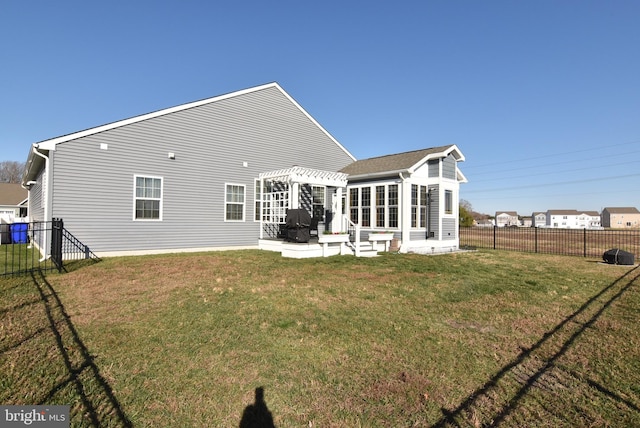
[10,223,28,244]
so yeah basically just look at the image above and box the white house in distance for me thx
[601,207,640,229]
[21,83,467,258]
[545,210,601,229]
[531,212,546,227]
[0,183,28,223]
[495,211,519,227]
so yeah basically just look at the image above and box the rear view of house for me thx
[21,83,466,258]
[22,83,355,256]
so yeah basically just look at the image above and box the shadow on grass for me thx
[30,270,132,427]
[433,264,640,427]
[239,387,276,428]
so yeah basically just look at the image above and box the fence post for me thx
[535,227,538,253]
[51,218,63,272]
[493,226,497,250]
[583,228,587,258]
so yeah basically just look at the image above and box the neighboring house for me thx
[495,211,519,227]
[521,216,532,227]
[545,210,601,229]
[601,207,640,229]
[21,83,466,257]
[0,183,28,223]
[531,212,546,228]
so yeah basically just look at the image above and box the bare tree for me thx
[0,161,25,183]
[460,198,473,212]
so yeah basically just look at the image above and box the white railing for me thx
[344,216,361,257]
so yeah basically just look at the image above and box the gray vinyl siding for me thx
[409,230,425,240]
[427,159,439,177]
[442,218,456,240]
[427,185,440,239]
[48,86,354,253]
[29,169,45,221]
[442,155,456,180]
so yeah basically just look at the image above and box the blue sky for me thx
[2,1,639,215]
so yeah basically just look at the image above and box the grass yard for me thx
[1,250,639,427]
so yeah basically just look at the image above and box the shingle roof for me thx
[0,183,27,206]
[339,144,459,177]
[547,210,600,216]
[547,210,580,215]
[603,207,640,214]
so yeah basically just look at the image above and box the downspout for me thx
[31,146,50,261]
[398,172,408,253]
[259,177,264,240]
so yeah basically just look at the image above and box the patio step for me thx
[357,249,379,257]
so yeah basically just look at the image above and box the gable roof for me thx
[603,207,640,214]
[547,210,600,216]
[339,144,465,179]
[24,82,356,183]
[496,211,518,217]
[0,183,28,206]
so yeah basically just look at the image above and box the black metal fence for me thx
[0,219,99,277]
[460,226,640,259]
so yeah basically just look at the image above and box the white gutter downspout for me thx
[398,172,409,253]
[31,146,50,261]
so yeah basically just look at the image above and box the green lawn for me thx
[1,250,639,427]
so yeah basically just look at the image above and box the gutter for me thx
[397,172,408,253]
[30,145,50,261]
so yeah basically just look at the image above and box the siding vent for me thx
[168,152,175,159]
[100,143,108,150]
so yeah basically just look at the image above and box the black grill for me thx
[284,209,311,243]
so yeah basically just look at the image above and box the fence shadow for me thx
[30,270,132,427]
[433,264,640,427]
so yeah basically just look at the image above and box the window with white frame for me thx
[388,184,398,227]
[410,185,429,228]
[349,188,359,223]
[225,183,245,221]
[411,185,418,227]
[254,179,271,222]
[312,186,325,220]
[134,175,162,220]
[361,187,371,227]
[376,185,385,227]
[420,186,427,227]
[349,184,400,228]
[444,190,453,215]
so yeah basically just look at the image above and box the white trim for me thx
[260,166,348,188]
[35,83,278,150]
[133,175,164,221]
[32,83,357,163]
[224,182,246,222]
[406,147,462,174]
[254,178,261,222]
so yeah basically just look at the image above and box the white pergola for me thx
[258,166,348,238]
